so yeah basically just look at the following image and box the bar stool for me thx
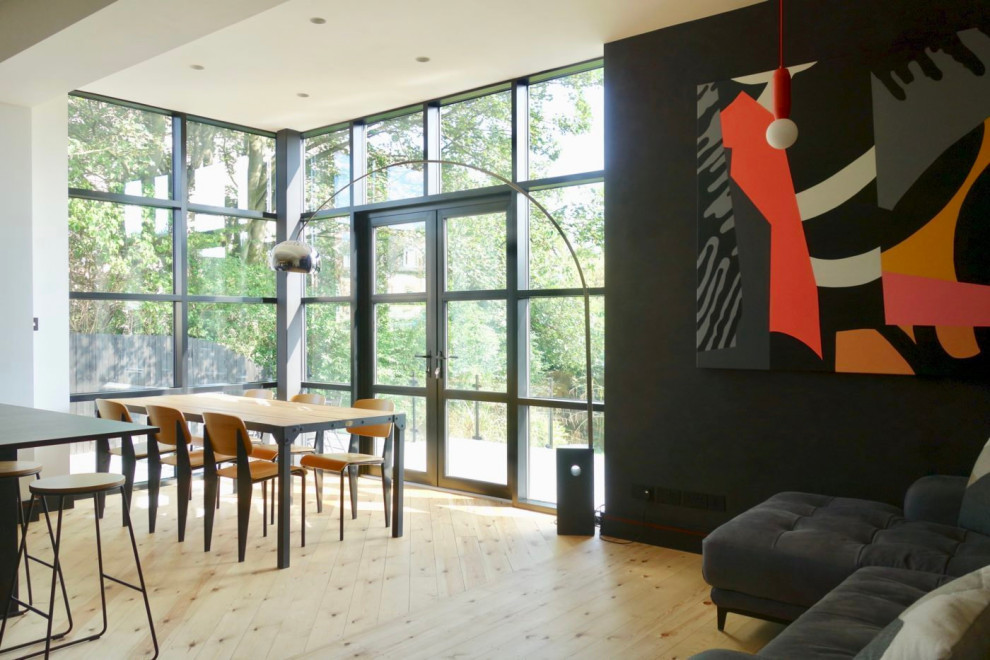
[0,461,73,654]
[0,473,158,659]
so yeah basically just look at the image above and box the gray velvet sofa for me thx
[701,474,990,629]
[691,566,953,659]
[691,564,990,659]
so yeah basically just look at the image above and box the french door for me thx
[361,196,512,498]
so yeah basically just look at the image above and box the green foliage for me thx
[440,92,512,191]
[306,304,351,384]
[529,183,604,289]
[305,128,350,210]
[305,216,351,297]
[367,113,424,203]
[69,97,278,386]
[187,215,276,297]
[375,303,427,387]
[188,303,276,385]
[68,97,172,197]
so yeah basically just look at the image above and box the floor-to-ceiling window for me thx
[67,94,277,474]
[300,61,605,507]
[67,59,604,507]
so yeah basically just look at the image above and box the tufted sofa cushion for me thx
[702,492,990,615]
[690,567,955,660]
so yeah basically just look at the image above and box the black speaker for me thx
[556,447,595,535]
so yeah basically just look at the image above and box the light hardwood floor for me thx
[2,476,782,658]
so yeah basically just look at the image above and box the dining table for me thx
[0,403,157,617]
[104,392,406,569]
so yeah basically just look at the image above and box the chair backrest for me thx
[145,404,191,447]
[203,412,251,457]
[95,399,133,423]
[290,392,326,405]
[243,389,274,400]
[349,398,394,439]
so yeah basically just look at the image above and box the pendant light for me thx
[766,0,798,150]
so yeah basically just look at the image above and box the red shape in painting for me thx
[882,272,990,326]
[721,92,822,358]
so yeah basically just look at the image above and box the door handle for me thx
[415,353,433,378]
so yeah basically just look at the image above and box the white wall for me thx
[0,97,71,476]
[0,101,35,408]
[30,96,70,475]
[32,96,69,413]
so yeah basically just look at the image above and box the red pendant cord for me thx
[779,0,784,68]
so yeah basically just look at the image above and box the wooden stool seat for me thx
[0,460,43,479]
[30,473,126,496]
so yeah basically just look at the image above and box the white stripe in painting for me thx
[797,147,877,221]
[732,62,817,112]
[810,247,882,288]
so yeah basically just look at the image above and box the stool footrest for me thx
[102,573,145,593]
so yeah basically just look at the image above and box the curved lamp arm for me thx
[281,158,596,449]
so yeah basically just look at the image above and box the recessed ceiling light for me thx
[415,56,430,63]
[190,64,205,70]
[309,17,326,24]
[297,92,310,98]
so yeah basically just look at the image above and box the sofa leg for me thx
[717,607,727,631]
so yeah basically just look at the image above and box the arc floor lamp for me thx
[270,158,596,448]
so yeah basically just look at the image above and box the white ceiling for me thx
[1,0,762,132]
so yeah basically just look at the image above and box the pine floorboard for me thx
[1,476,782,658]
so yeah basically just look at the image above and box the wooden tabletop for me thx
[0,403,156,451]
[104,392,398,434]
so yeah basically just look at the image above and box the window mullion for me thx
[173,113,189,389]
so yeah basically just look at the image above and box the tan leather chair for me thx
[299,398,394,540]
[95,399,175,527]
[202,412,306,562]
[250,392,323,461]
[145,404,234,542]
[242,388,274,400]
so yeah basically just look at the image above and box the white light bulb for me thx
[766,118,798,150]
[570,465,582,477]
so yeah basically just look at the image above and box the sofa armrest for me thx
[903,475,968,525]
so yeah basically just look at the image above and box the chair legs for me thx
[203,473,219,553]
[382,469,392,528]
[206,475,304,563]
[147,456,162,534]
[176,467,192,543]
[316,466,390,541]
[339,471,346,541]
[236,476,253,563]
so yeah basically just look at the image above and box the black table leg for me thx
[275,428,297,569]
[392,415,405,538]
[0,448,18,617]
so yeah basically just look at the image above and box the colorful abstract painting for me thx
[696,27,990,376]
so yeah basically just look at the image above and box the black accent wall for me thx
[603,0,990,551]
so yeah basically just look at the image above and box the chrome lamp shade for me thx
[269,240,321,274]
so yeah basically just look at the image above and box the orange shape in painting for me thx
[835,329,914,375]
[881,118,990,282]
[936,326,980,359]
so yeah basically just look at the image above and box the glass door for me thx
[367,198,510,498]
